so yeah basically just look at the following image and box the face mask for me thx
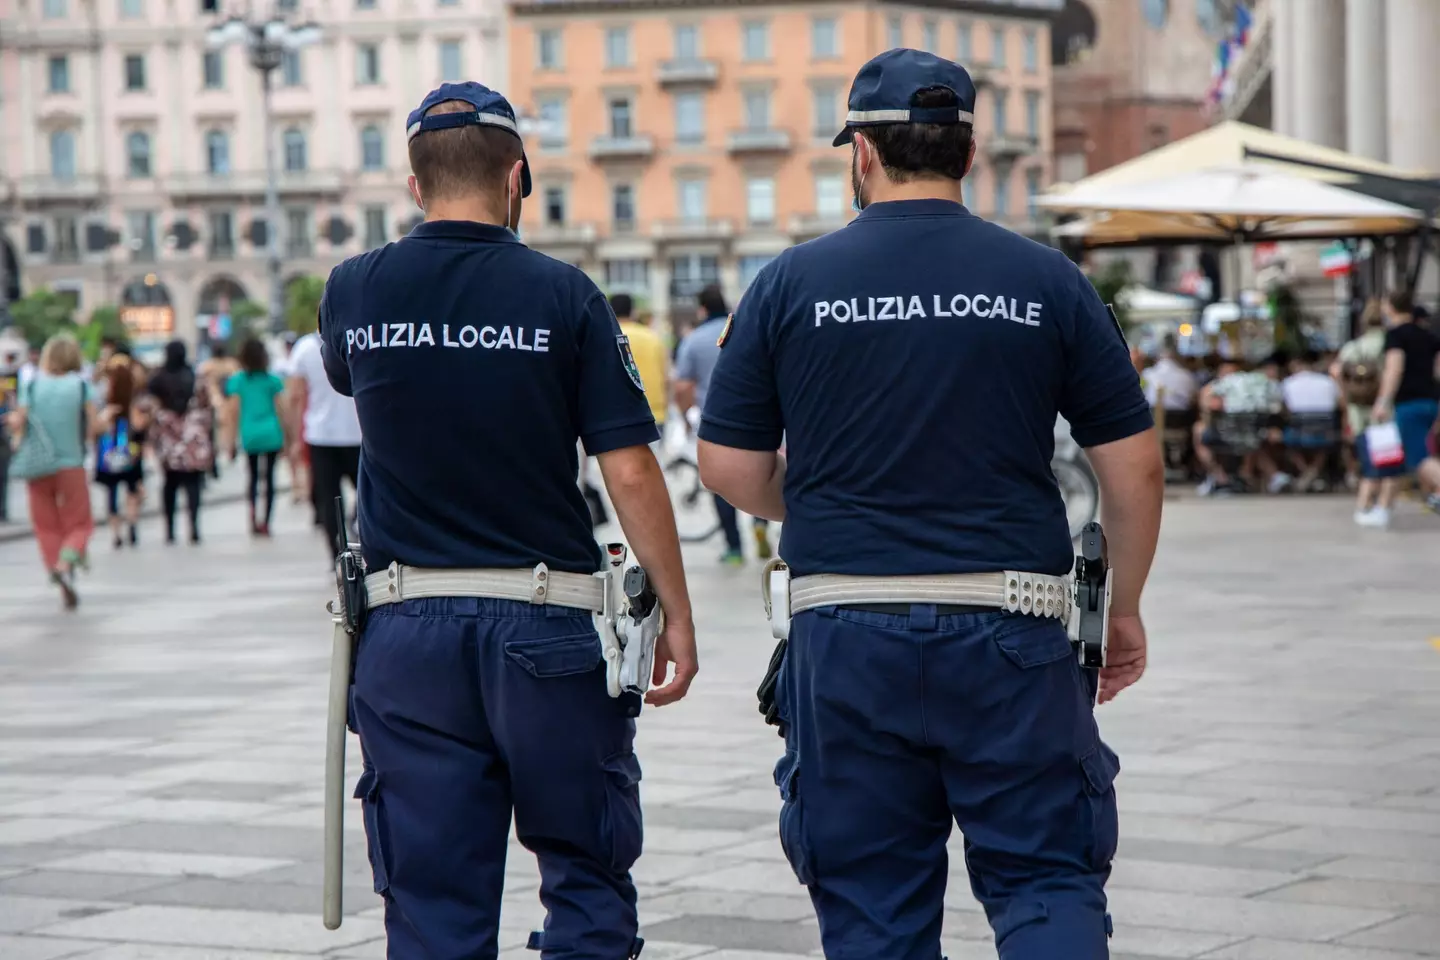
[851,144,869,213]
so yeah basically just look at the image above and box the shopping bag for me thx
[1365,421,1405,468]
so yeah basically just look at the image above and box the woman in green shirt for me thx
[225,338,288,536]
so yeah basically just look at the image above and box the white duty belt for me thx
[762,559,1072,640]
[364,562,606,612]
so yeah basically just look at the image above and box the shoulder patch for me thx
[616,334,644,393]
[717,313,734,348]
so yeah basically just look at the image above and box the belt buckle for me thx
[386,561,403,603]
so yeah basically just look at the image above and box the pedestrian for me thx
[1332,299,1394,507]
[0,340,22,522]
[1362,290,1440,527]
[697,49,1163,959]
[148,340,214,544]
[611,293,669,453]
[93,358,151,549]
[199,341,239,480]
[286,322,361,554]
[6,333,101,609]
[224,337,287,537]
[320,82,696,957]
[675,283,774,565]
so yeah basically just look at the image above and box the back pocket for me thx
[504,633,603,679]
[993,617,1074,669]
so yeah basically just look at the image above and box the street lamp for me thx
[206,14,321,334]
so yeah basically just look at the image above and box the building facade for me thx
[0,0,505,349]
[1224,0,1440,172]
[508,0,1059,320]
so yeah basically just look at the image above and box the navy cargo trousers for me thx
[350,597,644,960]
[775,604,1119,959]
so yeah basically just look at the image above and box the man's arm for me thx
[697,443,786,521]
[286,376,308,446]
[1372,348,1405,420]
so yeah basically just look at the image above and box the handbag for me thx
[1365,421,1405,468]
[9,377,85,481]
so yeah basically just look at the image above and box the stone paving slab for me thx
[0,493,1437,957]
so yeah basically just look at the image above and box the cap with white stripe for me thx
[833,48,978,148]
[406,82,532,198]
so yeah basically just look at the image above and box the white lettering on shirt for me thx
[347,322,552,353]
[808,295,1046,329]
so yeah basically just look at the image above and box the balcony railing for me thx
[589,135,656,161]
[657,59,720,86]
[651,218,733,242]
[168,169,345,199]
[524,222,598,247]
[16,174,102,202]
[726,128,793,154]
[788,213,848,240]
[986,134,1038,164]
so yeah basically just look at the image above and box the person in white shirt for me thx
[1141,338,1197,411]
[286,329,362,554]
[1282,350,1342,492]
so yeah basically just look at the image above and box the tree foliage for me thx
[1088,260,1134,334]
[284,275,325,335]
[9,289,77,348]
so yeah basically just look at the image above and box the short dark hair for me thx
[697,284,728,319]
[239,337,269,374]
[408,100,523,204]
[1299,349,1321,366]
[1388,290,1415,315]
[609,293,634,319]
[859,87,973,183]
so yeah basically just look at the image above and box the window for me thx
[1023,29,1038,73]
[608,98,632,139]
[120,0,142,17]
[360,125,385,171]
[124,54,146,91]
[49,130,76,181]
[811,85,838,137]
[208,209,235,258]
[886,16,902,49]
[203,50,224,89]
[669,253,719,298]
[283,128,307,172]
[678,179,706,222]
[740,255,773,290]
[356,0,375,9]
[363,205,387,248]
[42,0,66,17]
[126,210,157,261]
[990,25,1007,68]
[815,174,844,217]
[357,43,381,84]
[537,29,562,70]
[742,21,768,61]
[604,259,648,292]
[1025,168,1042,218]
[542,186,566,225]
[674,24,699,59]
[53,216,79,262]
[993,168,1010,217]
[287,208,312,256]
[746,177,775,226]
[200,0,217,12]
[922,19,938,53]
[958,22,973,61]
[48,55,69,93]
[674,92,704,144]
[992,88,1008,134]
[612,183,636,229]
[439,40,462,82]
[537,97,567,148]
[125,131,151,178]
[605,26,631,67]
[812,17,837,58]
[281,49,302,87]
[1025,90,1041,139]
[205,129,230,175]
[743,89,770,130]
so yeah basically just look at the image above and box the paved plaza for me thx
[0,490,1438,960]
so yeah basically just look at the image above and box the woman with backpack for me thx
[4,334,101,608]
[149,341,215,544]
[224,337,288,537]
[94,358,151,549]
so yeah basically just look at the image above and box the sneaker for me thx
[1356,507,1392,529]
[1197,477,1219,497]
[720,550,745,567]
[50,570,78,610]
[754,525,773,560]
[1267,472,1294,495]
[1424,495,1440,516]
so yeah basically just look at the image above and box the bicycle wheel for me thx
[1053,456,1099,541]
[665,456,721,543]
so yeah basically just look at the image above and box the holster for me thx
[1072,521,1111,674]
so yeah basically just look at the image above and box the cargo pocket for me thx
[773,749,816,886]
[994,618,1074,669]
[353,767,390,896]
[504,633,603,678]
[601,750,643,873]
[1080,743,1121,871]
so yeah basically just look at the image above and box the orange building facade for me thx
[508,0,1057,320]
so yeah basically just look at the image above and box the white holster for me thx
[595,543,663,698]
[761,558,792,640]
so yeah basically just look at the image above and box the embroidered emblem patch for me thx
[717,313,734,348]
[617,334,644,392]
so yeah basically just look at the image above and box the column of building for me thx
[1344,0,1387,162]
[1385,0,1440,172]
[1288,0,1347,149]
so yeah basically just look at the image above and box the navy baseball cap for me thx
[833,48,977,147]
[406,81,532,198]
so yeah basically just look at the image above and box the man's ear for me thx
[963,135,977,178]
[407,174,423,211]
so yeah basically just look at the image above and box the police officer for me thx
[319,83,698,958]
[697,50,1163,959]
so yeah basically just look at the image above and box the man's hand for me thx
[1099,614,1146,704]
[646,617,698,706]
[1371,401,1392,424]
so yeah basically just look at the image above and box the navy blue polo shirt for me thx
[699,199,1150,578]
[320,220,659,574]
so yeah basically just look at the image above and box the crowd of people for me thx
[1139,291,1440,526]
[0,323,361,609]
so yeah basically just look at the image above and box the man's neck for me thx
[423,200,507,227]
[866,179,965,206]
